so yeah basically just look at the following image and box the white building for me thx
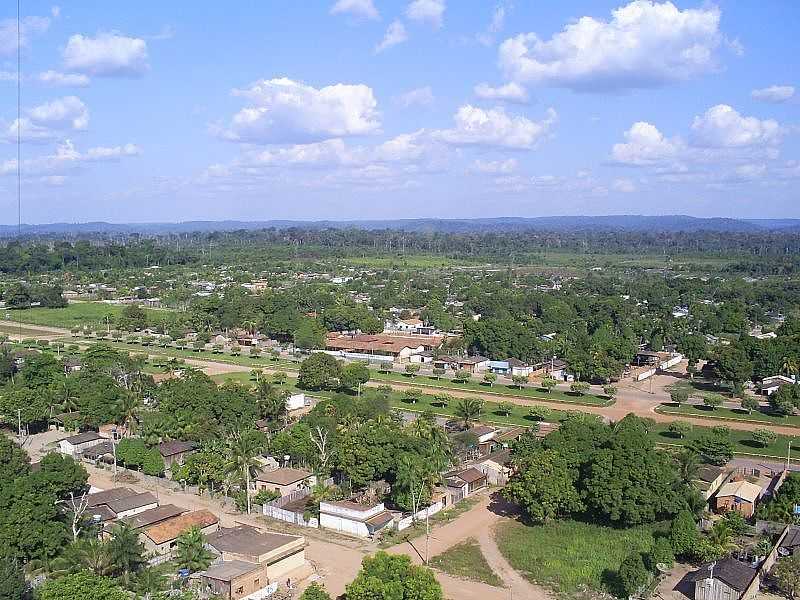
[286,393,308,412]
[319,500,394,538]
[58,431,105,457]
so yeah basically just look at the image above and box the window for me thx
[236,586,244,594]
[254,579,260,586]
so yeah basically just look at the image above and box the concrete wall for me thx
[319,513,369,537]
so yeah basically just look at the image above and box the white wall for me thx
[319,513,370,537]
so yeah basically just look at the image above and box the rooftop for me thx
[63,431,104,445]
[120,504,186,529]
[688,558,758,592]
[158,440,197,457]
[200,560,261,582]
[87,487,137,508]
[255,467,313,486]
[144,510,219,545]
[206,525,302,557]
[106,492,158,513]
[716,480,762,504]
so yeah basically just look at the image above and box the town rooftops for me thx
[696,465,725,483]
[120,504,186,530]
[468,425,496,437]
[255,467,312,486]
[158,440,197,457]
[435,355,488,365]
[688,558,758,592]
[446,467,486,485]
[716,480,762,504]
[144,510,219,545]
[206,525,303,558]
[82,441,115,459]
[63,431,104,446]
[325,332,443,353]
[506,357,528,367]
[200,560,261,582]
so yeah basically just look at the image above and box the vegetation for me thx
[429,538,502,587]
[345,552,442,600]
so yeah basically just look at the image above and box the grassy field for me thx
[3,303,126,329]
[666,379,731,404]
[657,402,800,428]
[0,323,62,338]
[429,538,503,587]
[370,370,611,406]
[495,519,659,596]
[652,422,800,460]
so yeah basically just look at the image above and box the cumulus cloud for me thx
[219,77,380,144]
[471,158,517,174]
[406,0,446,28]
[751,85,795,104]
[63,33,149,77]
[477,5,506,46]
[474,82,529,103]
[496,170,608,196]
[28,96,89,130]
[0,15,51,57]
[498,1,723,92]
[611,121,682,166]
[330,0,380,20]
[2,96,89,143]
[37,70,91,87]
[396,86,434,108]
[376,21,408,53]
[689,104,782,148]
[435,105,557,150]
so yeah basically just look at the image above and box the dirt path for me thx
[387,492,551,599]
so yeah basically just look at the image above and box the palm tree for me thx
[708,521,737,553]
[782,356,799,380]
[52,539,113,577]
[455,398,484,429]
[134,566,168,599]
[174,526,213,573]
[118,394,141,436]
[675,449,700,482]
[225,433,262,514]
[107,522,146,584]
[59,379,79,414]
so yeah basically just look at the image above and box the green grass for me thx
[653,422,800,459]
[666,379,731,404]
[429,538,503,587]
[4,302,127,329]
[657,402,800,428]
[0,323,61,338]
[370,370,611,407]
[495,519,659,596]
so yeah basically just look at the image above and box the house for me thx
[495,426,528,448]
[476,449,513,485]
[63,357,82,373]
[98,423,128,440]
[206,525,306,582]
[141,510,220,555]
[548,359,573,382]
[445,467,487,497]
[81,441,115,465]
[58,431,105,457]
[432,355,490,374]
[324,332,442,362]
[688,557,759,600]
[117,504,186,531]
[319,500,394,538]
[758,375,796,396]
[85,487,158,523]
[507,358,533,377]
[254,468,316,496]
[714,480,762,518]
[693,465,728,501]
[158,440,197,471]
[465,425,497,454]
[197,561,268,600]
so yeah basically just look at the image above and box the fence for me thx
[397,501,444,531]
[261,478,333,529]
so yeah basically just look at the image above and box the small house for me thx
[445,467,487,497]
[197,560,267,600]
[254,468,316,496]
[206,525,306,582]
[714,480,762,518]
[693,465,728,501]
[319,500,394,538]
[286,393,308,412]
[58,431,105,457]
[141,509,219,555]
[476,449,513,486]
[758,375,795,396]
[158,440,197,471]
[688,557,759,600]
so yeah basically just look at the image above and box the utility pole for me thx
[17,408,23,442]
[787,440,793,472]
[112,438,118,480]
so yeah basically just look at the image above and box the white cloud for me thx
[406,0,446,28]
[376,21,408,53]
[689,104,782,148]
[474,82,529,103]
[244,139,358,169]
[2,96,89,143]
[612,177,637,192]
[37,70,91,87]
[396,86,434,108]
[0,71,18,82]
[751,85,795,104]
[471,158,517,174]
[63,33,149,77]
[498,1,722,92]
[330,0,380,20]
[28,96,89,130]
[0,139,139,178]
[0,15,51,57]
[611,122,682,166]
[220,77,380,144]
[435,105,557,150]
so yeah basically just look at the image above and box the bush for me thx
[253,489,280,506]
[617,552,650,598]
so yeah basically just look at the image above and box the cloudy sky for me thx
[0,1,798,224]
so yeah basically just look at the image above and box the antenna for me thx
[17,0,22,236]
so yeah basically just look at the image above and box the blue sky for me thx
[0,1,798,223]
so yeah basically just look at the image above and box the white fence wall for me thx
[397,501,444,531]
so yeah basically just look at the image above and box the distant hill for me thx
[1,215,799,237]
